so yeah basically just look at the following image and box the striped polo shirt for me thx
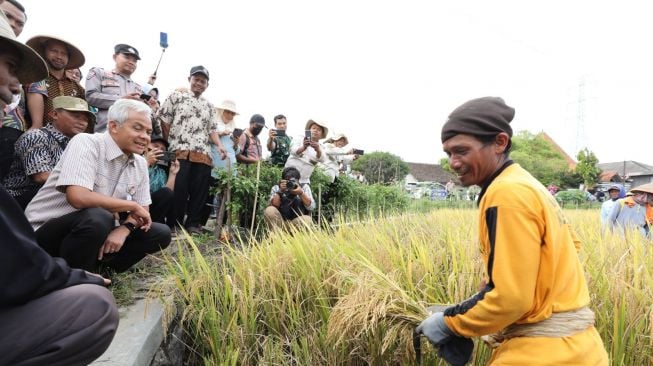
[25,132,151,230]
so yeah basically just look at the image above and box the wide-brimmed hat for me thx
[52,96,96,124]
[26,35,85,69]
[305,119,329,139]
[630,183,653,195]
[325,133,349,145]
[217,100,238,115]
[0,17,47,84]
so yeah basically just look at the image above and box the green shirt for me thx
[269,135,292,166]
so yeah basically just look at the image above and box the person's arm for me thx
[299,184,316,210]
[31,172,50,184]
[442,185,543,337]
[209,131,227,160]
[165,160,180,190]
[84,68,120,109]
[235,133,258,164]
[26,81,47,129]
[154,94,174,141]
[16,130,56,184]
[0,187,106,307]
[269,185,281,207]
[267,129,277,152]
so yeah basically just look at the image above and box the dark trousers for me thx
[151,187,175,227]
[0,284,119,366]
[0,127,22,181]
[199,176,219,226]
[35,207,171,273]
[174,160,211,229]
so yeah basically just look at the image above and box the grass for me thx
[155,209,653,365]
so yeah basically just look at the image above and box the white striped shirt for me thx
[25,132,151,230]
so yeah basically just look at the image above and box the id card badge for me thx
[126,185,137,201]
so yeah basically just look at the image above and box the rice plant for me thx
[157,209,652,365]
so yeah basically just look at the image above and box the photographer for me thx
[146,135,180,227]
[264,167,315,230]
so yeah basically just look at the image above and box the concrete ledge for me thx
[91,298,166,366]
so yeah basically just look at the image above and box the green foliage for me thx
[510,131,570,185]
[557,169,583,189]
[575,148,601,188]
[210,162,410,232]
[351,151,409,185]
[439,157,452,173]
[554,189,588,204]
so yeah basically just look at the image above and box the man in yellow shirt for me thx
[417,97,608,365]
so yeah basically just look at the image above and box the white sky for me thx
[19,0,653,165]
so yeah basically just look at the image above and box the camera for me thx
[285,178,298,191]
[352,148,364,155]
[273,129,287,137]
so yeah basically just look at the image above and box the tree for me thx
[575,148,601,189]
[510,131,569,185]
[351,151,409,185]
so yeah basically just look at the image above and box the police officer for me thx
[86,43,153,132]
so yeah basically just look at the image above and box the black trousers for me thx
[199,176,219,226]
[174,160,211,228]
[0,127,22,181]
[35,207,171,273]
[150,187,175,227]
[0,284,118,366]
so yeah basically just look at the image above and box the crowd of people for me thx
[0,1,611,364]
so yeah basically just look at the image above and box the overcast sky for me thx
[19,0,653,165]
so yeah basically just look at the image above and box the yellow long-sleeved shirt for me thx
[444,162,590,336]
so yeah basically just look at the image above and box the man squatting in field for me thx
[416,97,609,365]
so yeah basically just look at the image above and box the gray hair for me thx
[107,99,151,126]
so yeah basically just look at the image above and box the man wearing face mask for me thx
[235,113,266,165]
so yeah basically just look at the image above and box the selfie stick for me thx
[153,32,169,77]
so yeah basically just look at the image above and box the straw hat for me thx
[0,17,47,84]
[217,100,238,114]
[305,119,329,139]
[630,183,653,195]
[325,133,349,145]
[26,35,85,69]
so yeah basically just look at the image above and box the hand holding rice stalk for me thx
[327,255,452,364]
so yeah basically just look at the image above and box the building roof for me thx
[536,131,576,169]
[406,162,457,183]
[597,161,653,177]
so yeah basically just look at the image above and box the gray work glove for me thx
[416,312,455,345]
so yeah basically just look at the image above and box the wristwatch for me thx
[121,222,137,234]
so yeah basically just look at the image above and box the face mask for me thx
[251,126,263,135]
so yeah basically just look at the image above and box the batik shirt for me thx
[2,124,69,198]
[154,90,219,155]
[44,73,85,124]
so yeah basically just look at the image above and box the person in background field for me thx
[3,96,94,208]
[65,67,82,83]
[155,65,227,235]
[26,35,87,133]
[608,183,653,238]
[264,166,315,230]
[0,10,119,365]
[25,99,171,273]
[284,119,329,184]
[416,97,608,365]
[321,133,358,182]
[86,43,157,132]
[145,135,179,227]
[0,0,34,181]
[236,113,265,165]
[600,184,621,227]
[199,100,241,227]
[267,114,292,166]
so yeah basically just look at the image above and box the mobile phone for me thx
[304,130,311,139]
[233,128,244,138]
[140,93,152,101]
[156,151,176,166]
[160,32,169,49]
[274,129,287,137]
[352,149,364,155]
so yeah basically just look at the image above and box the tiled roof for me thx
[405,162,457,184]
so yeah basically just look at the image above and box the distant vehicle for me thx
[407,182,447,200]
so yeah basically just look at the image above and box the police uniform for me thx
[85,44,143,133]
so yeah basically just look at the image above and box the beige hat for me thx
[305,119,329,139]
[630,183,653,195]
[325,133,349,145]
[217,99,238,114]
[26,35,85,70]
[53,95,95,121]
[0,15,47,84]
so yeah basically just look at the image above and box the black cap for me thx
[250,114,266,127]
[150,133,169,149]
[190,65,209,80]
[441,97,515,143]
[114,44,140,60]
